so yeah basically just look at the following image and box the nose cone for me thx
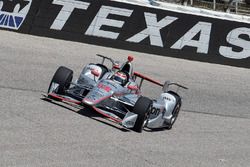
[82,80,123,106]
[82,90,112,106]
[82,83,113,106]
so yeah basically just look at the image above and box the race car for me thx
[44,54,188,132]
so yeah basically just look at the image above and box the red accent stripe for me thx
[134,72,163,87]
[49,93,122,123]
[92,106,122,123]
[48,93,81,105]
[113,65,120,69]
[116,72,126,78]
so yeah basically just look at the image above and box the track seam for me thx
[1,85,249,120]
[182,109,249,120]
[0,85,43,93]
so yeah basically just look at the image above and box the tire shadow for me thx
[41,97,130,132]
[144,128,170,132]
[76,108,130,132]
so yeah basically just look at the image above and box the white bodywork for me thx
[147,93,177,129]
[121,92,179,129]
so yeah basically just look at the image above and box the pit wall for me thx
[0,0,250,68]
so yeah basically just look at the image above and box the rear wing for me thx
[133,72,163,89]
[133,72,188,92]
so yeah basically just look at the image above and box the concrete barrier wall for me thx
[0,0,250,68]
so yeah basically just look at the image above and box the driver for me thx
[111,71,128,86]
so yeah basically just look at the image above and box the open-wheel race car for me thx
[44,54,188,132]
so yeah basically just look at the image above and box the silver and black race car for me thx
[44,54,188,132]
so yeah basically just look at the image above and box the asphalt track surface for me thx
[0,30,250,167]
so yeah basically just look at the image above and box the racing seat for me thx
[111,71,130,86]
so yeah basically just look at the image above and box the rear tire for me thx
[167,101,181,130]
[48,66,73,94]
[132,96,152,133]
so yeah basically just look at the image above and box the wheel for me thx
[48,66,73,94]
[167,101,181,130]
[132,96,152,133]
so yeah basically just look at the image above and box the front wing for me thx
[43,93,138,128]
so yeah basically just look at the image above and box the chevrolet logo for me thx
[0,0,31,30]
[0,0,29,12]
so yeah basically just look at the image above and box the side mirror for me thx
[128,85,138,90]
[91,69,100,77]
[162,81,171,93]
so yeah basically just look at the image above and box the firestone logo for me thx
[0,0,32,30]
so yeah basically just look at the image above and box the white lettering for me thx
[51,0,90,30]
[0,1,3,10]
[127,13,178,47]
[85,6,133,39]
[219,27,250,59]
[171,22,212,54]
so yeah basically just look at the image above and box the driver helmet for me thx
[112,71,127,85]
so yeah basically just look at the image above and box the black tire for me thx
[48,66,73,94]
[132,96,152,133]
[167,101,181,130]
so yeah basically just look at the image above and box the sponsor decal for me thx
[98,83,111,92]
[150,107,161,116]
[51,0,90,30]
[49,0,250,60]
[0,0,32,30]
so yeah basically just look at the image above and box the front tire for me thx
[132,96,152,133]
[48,66,73,94]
